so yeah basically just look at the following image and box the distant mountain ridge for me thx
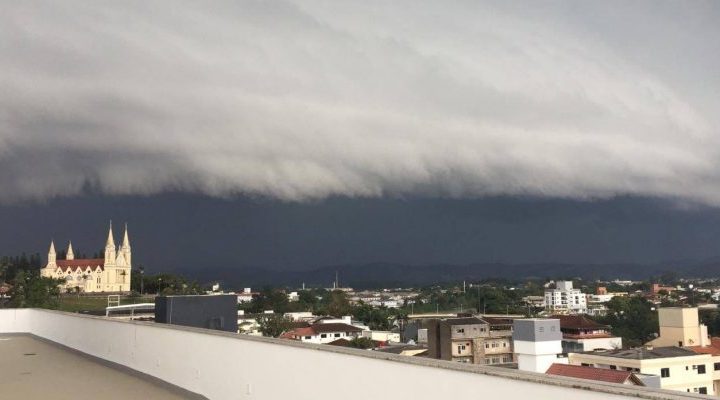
[173,259,720,290]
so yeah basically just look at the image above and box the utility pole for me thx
[139,266,144,296]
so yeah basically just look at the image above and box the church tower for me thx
[104,221,116,266]
[66,241,74,260]
[47,240,56,268]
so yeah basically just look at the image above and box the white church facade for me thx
[41,222,132,293]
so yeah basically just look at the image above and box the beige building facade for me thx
[650,307,709,348]
[40,222,132,293]
[569,347,714,395]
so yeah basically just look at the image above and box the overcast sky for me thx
[2,1,719,204]
[2,2,720,269]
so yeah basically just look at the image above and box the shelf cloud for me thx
[1,1,719,203]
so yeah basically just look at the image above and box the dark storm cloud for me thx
[1,1,719,203]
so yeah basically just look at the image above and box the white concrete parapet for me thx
[0,309,706,400]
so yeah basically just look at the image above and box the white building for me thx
[281,322,364,344]
[237,288,255,303]
[361,330,401,343]
[40,222,132,293]
[544,281,587,314]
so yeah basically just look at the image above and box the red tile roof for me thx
[689,337,720,356]
[56,258,105,271]
[551,315,609,330]
[546,364,643,385]
[55,259,105,272]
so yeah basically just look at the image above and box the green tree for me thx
[10,270,62,309]
[325,290,352,317]
[598,296,658,348]
[256,314,293,337]
[348,337,375,349]
[249,287,290,314]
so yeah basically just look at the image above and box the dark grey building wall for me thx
[155,295,238,333]
[425,319,441,359]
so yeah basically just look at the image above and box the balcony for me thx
[0,309,705,400]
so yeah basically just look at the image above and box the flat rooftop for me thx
[583,346,700,360]
[0,335,200,400]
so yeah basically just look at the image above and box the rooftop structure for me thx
[513,318,566,373]
[650,307,709,348]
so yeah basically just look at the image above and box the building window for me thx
[320,334,327,338]
[538,327,544,333]
[304,336,311,340]
[697,365,706,374]
[699,388,708,395]
[661,368,670,378]
[714,362,720,371]
[457,328,464,334]
[485,343,489,349]
[609,365,616,370]
[334,333,341,338]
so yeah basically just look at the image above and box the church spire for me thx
[121,223,131,267]
[104,221,116,266]
[106,220,115,247]
[66,241,74,260]
[122,223,130,249]
[48,240,56,267]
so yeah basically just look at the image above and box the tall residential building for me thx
[426,317,514,365]
[40,222,132,293]
[544,281,587,314]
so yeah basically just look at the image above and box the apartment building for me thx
[569,347,714,395]
[426,317,514,365]
[545,281,587,314]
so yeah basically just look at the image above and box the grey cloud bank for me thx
[1,1,719,203]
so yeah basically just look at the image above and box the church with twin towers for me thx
[41,222,132,293]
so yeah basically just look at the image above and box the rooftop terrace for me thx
[0,309,710,400]
[0,335,196,400]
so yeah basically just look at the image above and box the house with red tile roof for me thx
[552,315,622,353]
[280,322,364,344]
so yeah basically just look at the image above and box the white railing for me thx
[0,309,705,400]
